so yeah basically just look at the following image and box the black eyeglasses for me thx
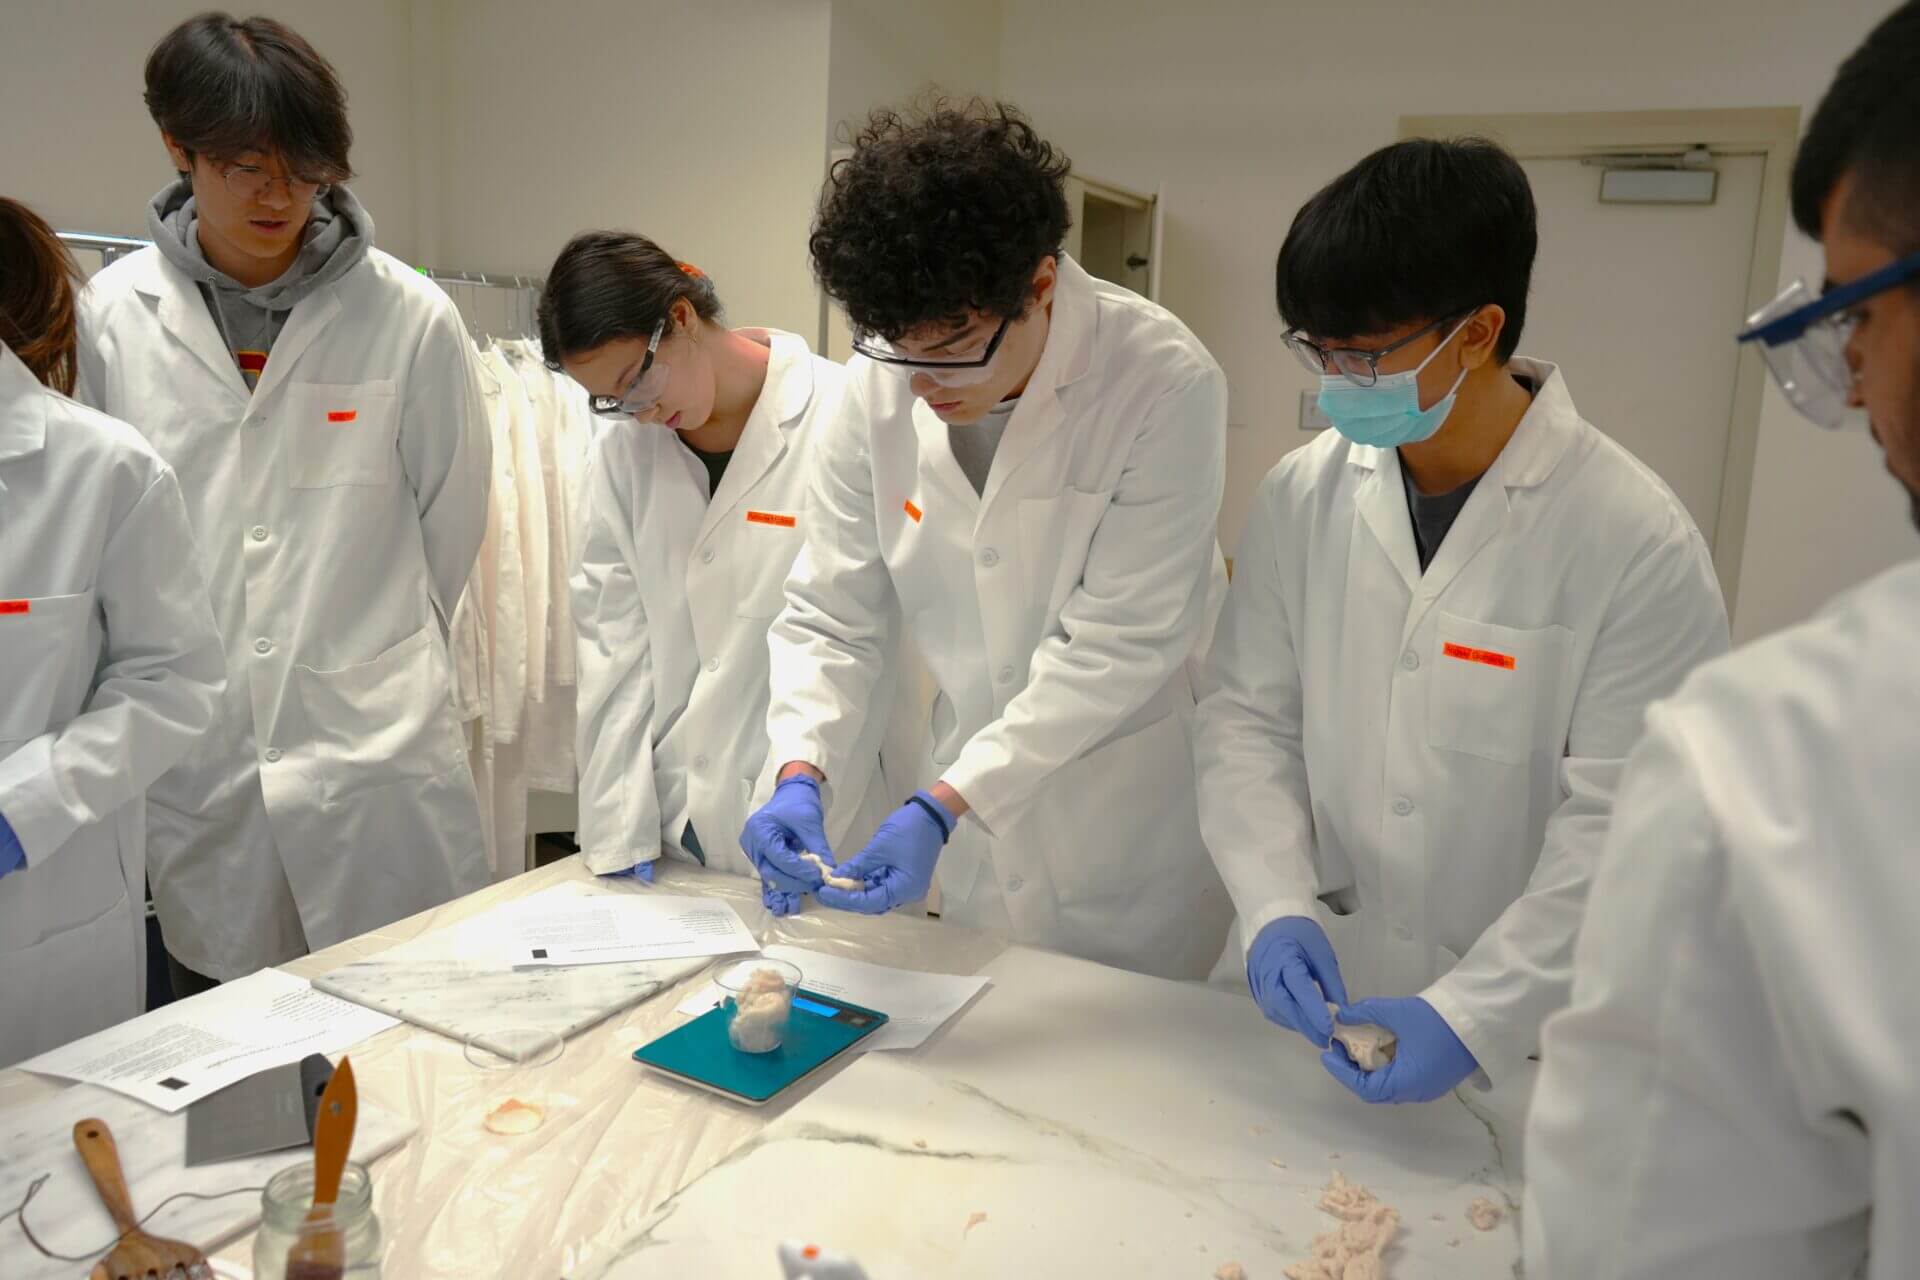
[587,319,669,417]
[852,315,1012,376]
[1283,311,1474,388]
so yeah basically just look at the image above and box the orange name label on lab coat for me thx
[327,410,358,424]
[0,600,29,616]
[1443,642,1517,671]
[745,511,797,528]
[903,500,923,523]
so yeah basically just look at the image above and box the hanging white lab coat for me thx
[766,257,1233,980]
[0,345,223,1065]
[576,332,892,876]
[1195,361,1729,1083]
[75,246,492,980]
[1524,559,1920,1279]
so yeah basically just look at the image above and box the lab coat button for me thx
[251,526,269,542]
[1006,875,1025,892]
[1392,797,1414,817]
[254,637,273,655]
[1394,924,1413,942]
[694,755,709,770]
[707,658,720,673]
[1401,650,1419,671]
[264,748,283,764]
[997,665,1015,684]
[979,547,1000,568]
[701,549,715,564]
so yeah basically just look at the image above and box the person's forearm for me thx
[778,760,826,784]
[929,780,970,819]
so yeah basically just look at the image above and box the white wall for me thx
[431,0,833,341]
[998,0,1915,640]
[0,0,422,260]
[827,0,1003,144]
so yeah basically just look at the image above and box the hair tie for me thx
[676,261,705,280]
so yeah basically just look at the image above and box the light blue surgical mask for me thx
[1316,316,1474,448]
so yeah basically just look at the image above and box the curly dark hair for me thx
[810,97,1072,341]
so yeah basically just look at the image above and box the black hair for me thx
[810,97,1072,341]
[145,12,353,183]
[1791,0,1920,252]
[538,231,723,368]
[1276,136,1537,363]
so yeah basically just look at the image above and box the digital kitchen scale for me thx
[633,988,889,1106]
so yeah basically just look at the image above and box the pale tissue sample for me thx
[730,966,795,1053]
[1467,1198,1503,1231]
[1283,1172,1402,1280]
[1214,1264,1249,1280]
[483,1097,545,1135]
[964,1212,989,1235]
[1327,1003,1398,1071]
[802,852,864,892]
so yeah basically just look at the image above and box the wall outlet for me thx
[1298,390,1331,432]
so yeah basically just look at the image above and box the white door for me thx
[1516,153,1766,569]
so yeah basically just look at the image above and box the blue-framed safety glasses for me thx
[1738,248,1920,428]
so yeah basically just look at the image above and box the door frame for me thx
[1398,108,1802,615]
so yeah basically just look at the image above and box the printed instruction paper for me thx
[19,968,399,1112]
[507,891,758,968]
[677,945,991,1051]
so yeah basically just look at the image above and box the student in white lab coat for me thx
[0,198,224,1066]
[542,233,893,902]
[1527,8,1920,1272]
[76,15,491,994]
[743,100,1233,980]
[1196,138,1729,1102]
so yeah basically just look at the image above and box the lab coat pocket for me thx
[734,511,803,619]
[1428,614,1572,766]
[1018,488,1114,619]
[296,624,463,805]
[284,379,399,488]
[0,592,94,743]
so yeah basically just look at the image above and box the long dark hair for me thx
[538,231,722,369]
[0,196,83,395]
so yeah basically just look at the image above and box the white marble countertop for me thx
[0,859,1532,1279]
[591,945,1532,1279]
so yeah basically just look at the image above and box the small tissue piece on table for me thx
[1214,1264,1249,1280]
[1467,1197,1504,1231]
[731,967,796,1053]
[803,852,865,893]
[1284,1171,1402,1280]
[1327,1003,1398,1071]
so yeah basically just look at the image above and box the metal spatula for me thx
[72,1117,215,1280]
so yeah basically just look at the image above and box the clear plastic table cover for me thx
[0,857,1006,1280]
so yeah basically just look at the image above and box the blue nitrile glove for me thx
[762,878,802,918]
[1247,916,1349,1048]
[599,860,655,885]
[740,775,833,894]
[1321,996,1480,1103]
[814,791,954,915]
[0,812,23,883]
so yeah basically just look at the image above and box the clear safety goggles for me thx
[587,319,670,418]
[1738,248,1920,429]
[852,315,1012,388]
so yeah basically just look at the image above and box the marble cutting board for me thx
[313,881,718,1056]
[0,1082,414,1280]
[589,946,1528,1279]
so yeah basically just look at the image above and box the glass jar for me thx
[253,1161,381,1279]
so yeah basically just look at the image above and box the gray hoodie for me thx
[147,177,374,391]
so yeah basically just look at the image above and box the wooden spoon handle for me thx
[72,1118,142,1234]
[309,1056,357,1210]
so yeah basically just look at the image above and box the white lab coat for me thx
[1194,361,1728,1083]
[767,257,1233,980]
[1525,559,1920,1280]
[576,332,892,876]
[0,345,223,1065]
[75,246,492,980]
